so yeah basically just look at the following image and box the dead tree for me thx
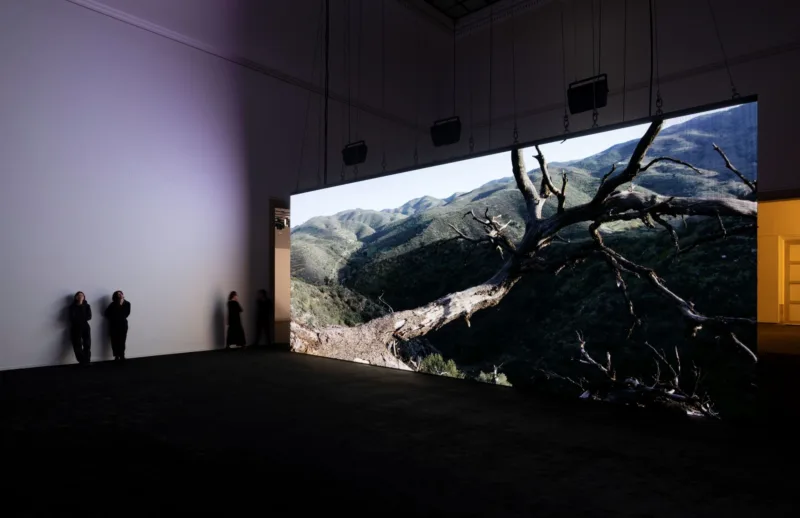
[290,119,757,373]
[574,332,718,417]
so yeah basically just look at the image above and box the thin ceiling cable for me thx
[381,0,387,172]
[590,0,596,77]
[488,6,494,150]
[452,25,457,115]
[648,0,655,117]
[654,0,663,115]
[622,0,628,122]
[560,5,570,135]
[355,0,362,140]
[318,0,325,185]
[413,10,420,165]
[511,4,518,143]
[340,0,347,182]
[572,0,577,82]
[590,0,598,127]
[468,29,475,153]
[297,0,325,192]
[346,0,352,141]
[706,0,739,98]
[598,0,602,74]
[323,0,329,186]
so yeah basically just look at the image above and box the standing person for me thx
[69,291,92,365]
[226,291,246,349]
[104,290,131,360]
[252,289,272,347]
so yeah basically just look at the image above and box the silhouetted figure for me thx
[252,289,272,346]
[69,291,92,365]
[104,290,131,360]
[226,291,246,349]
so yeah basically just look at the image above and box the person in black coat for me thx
[104,290,131,360]
[226,291,246,349]
[68,291,92,365]
[252,289,272,346]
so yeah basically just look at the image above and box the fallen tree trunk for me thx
[290,265,519,369]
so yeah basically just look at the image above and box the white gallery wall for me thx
[0,0,451,370]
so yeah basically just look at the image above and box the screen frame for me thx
[292,95,757,196]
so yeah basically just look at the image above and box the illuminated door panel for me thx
[790,244,800,262]
[787,241,800,324]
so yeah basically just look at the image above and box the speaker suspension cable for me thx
[653,0,663,115]
[560,4,570,137]
[488,6,494,150]
[340,0,349,183]
[323,0,330,186]
[381,0,387,173]
[706,0,739,99]
[452,24,457,117]
[622,0,628,122]
[591,0,602,128]
[511,4,519,144]
[296,0,325,193]
[413,10,420,165]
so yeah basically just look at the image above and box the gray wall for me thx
[0,0,450,369]
[0,0,257,368]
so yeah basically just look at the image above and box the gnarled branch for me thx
[713,143,756,193]
[589,222,756,362]
[593,119,664,203]
[511,147,541,222]
[534,145,568,214]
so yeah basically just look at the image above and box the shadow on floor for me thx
[0,347,796,516]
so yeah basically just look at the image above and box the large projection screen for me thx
[291,102,758,419]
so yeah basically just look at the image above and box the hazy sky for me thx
[292,107,733,227]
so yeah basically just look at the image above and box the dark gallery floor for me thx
[1,338,797,517]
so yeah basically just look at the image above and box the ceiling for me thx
[424,0,502,20]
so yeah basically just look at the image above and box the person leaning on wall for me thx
[69,291,92,365]
[104,290,131,360]
[252,288,272,347]
[226,291,247,349]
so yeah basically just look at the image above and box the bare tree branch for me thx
[595,250,641,338]
[651,214,681,254]
[577,331,615,380]
[378,292,394,314]
[644,342,679,387]
[713,143,756,193]
[730,332,758,363]
[599,164,617,187]
[534,145,567,214]
[641,156,704,175]
[593,119,664,203]
[677,223,755,256]
[511,147,542,222]
[589,222,757,361]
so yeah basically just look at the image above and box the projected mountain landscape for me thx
[291,104,758,419]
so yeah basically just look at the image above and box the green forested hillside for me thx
[290,105,758,417]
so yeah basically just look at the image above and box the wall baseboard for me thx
[759,189,800,202]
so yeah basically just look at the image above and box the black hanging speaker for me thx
[567,74,609,115]
[430,116,462,147]
[342,141,368,166]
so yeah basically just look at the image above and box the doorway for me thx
[785,240,800,324]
